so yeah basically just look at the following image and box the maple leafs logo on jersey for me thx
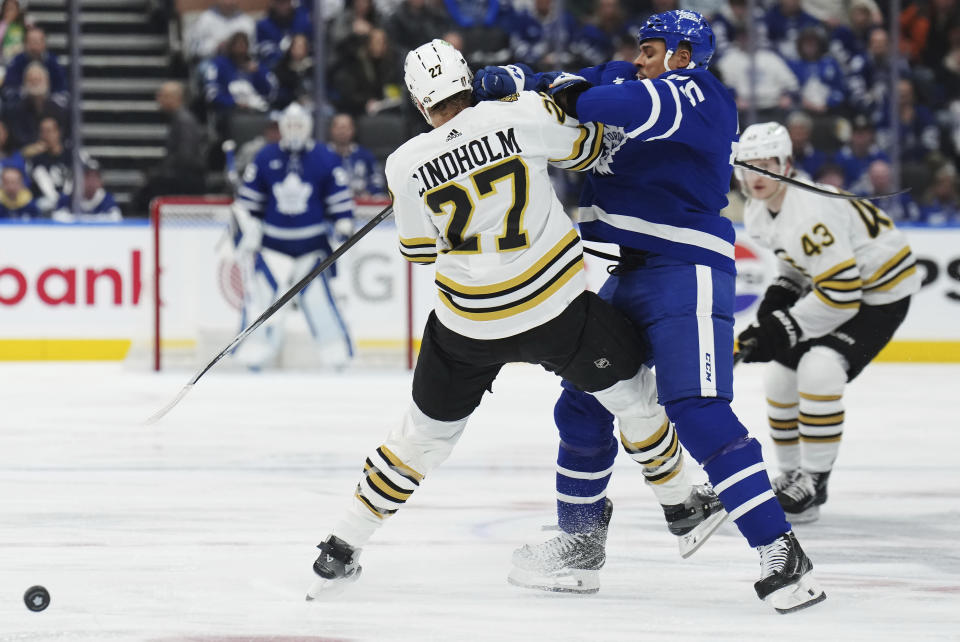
[594,126,628,175]
[272,172,313,215]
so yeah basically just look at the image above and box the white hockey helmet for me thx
[736,122,792,176]
[404,39,473,126]
[278,102,314,150]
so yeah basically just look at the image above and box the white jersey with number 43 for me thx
[386,91,604,340]
[744,180,921,339]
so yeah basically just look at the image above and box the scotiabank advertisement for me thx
[1,219,959,363]
[0,222,150,360]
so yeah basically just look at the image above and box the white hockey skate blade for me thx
[678,509,729,559]
[507,566,600,594]
[305,567,362,601]
[764,572,826,614]
[785,505,820,524]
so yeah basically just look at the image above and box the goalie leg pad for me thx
[296,252,354,367]
[233,251,285,368]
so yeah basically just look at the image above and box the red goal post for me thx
[145,195,416,371]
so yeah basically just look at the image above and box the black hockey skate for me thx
[508,498,612,594]
[661,483,728,558]
[305,535,362,600]
[755,531,826,614]
[774,470,831,523]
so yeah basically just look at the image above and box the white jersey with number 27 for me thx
[386,91,604,340]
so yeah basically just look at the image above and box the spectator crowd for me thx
[0,0,122,221]
[0,0,958,224]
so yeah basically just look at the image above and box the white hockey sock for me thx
[764,362,800,472]
[593,368,692,505]
[331,403,468,548]
[620,416,693,505]
[797,347,847,473]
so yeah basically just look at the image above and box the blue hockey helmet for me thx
[637,9,716,69]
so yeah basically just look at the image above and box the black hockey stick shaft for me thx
[145,204,395,424]
[735,160,909,200]
[583,246,620,262]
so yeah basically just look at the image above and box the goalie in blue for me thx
[475,10,826,613]
[232,103,355,370]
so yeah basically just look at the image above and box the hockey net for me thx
[131,195,420,371]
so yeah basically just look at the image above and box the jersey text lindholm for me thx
[414,128,522,195]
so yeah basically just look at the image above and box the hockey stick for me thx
[145,204,395,424]
[583,246,620,262]
[735,160,909,200]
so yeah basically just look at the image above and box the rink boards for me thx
[0,219,958,363]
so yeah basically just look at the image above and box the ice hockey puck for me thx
[24,585,50,612]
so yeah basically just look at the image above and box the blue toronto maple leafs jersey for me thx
[572,61,740,274]
[237,142,354,257]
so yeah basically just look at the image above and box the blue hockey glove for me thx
[531,71,563,93]
[736,310,801,363]
[473,64,533,101]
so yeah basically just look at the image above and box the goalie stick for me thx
[735,160,909,200]
[145,203,395,425]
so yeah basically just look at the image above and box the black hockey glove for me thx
[736,310,802,363]
[540,72,592,119]
[756,277,804,318]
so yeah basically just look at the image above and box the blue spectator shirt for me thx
[872,193,922,223]
[793,143,827,180]
[827,24,868,71]
[54,188,122,219]
[765,5,820,59]
[832,144,890,194]
[255,7,311,67]
[887,104,941,163]
[203,55,277,111]
[509,6,579,68]
[1,152,29,186]
[569,22,634,68]
[919,199,960,225]
[326,143,386,197]
[786,56,847,109]
[1,51,68,104]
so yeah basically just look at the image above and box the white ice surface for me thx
[1,361,958,641]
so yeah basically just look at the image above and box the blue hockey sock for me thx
[554,387,617,533]
[667,397,789,547]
